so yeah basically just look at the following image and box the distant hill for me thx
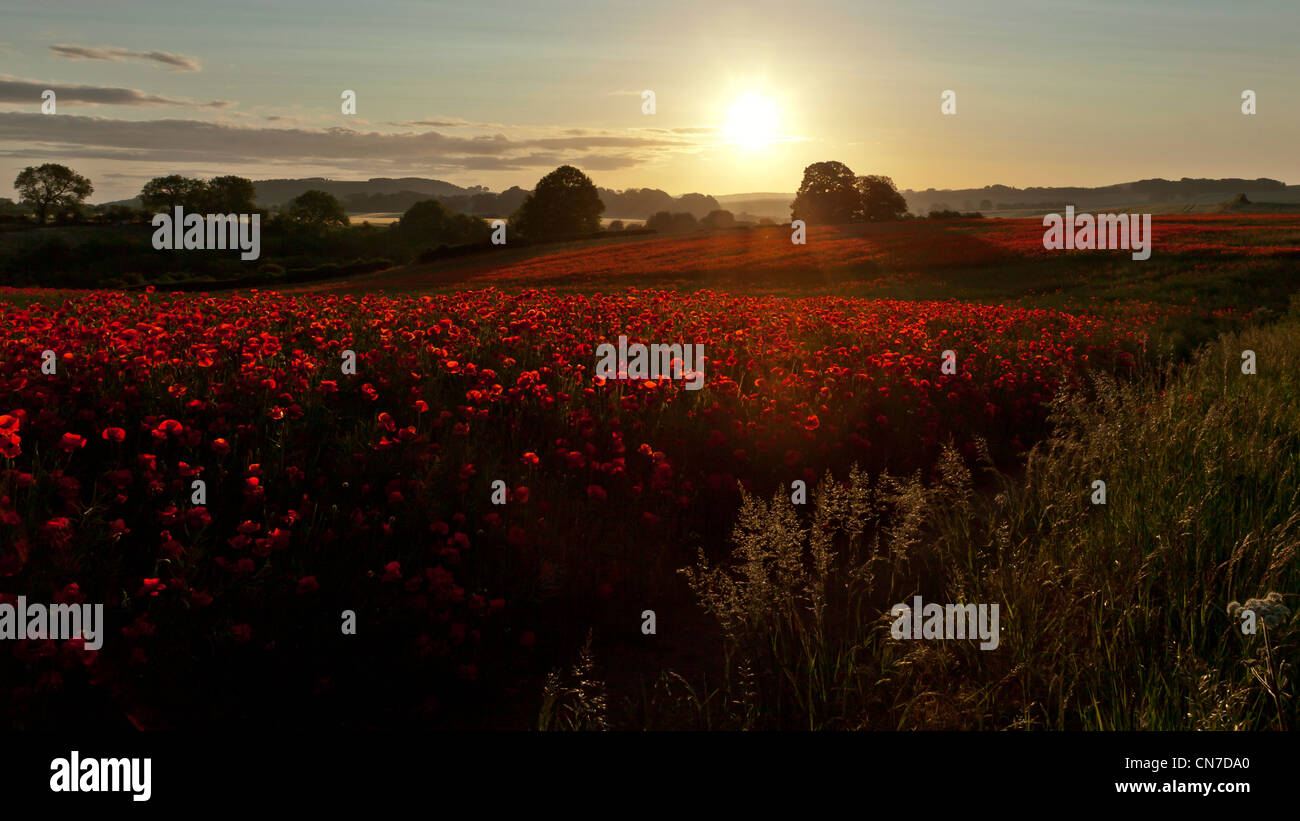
[716,179,1300,220]
[99,177,483,212]
[252,177,480,207]
[715,193,793,220]
[902,177,1300,216]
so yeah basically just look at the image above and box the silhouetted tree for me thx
[396,199,490,246]
[855,175,909,221]
[700,209,736,230]
[791,161,860,224]
[14,164,93,224]
[509,165,604,240]
[646,211,698,233]
[285,190,349,229]
[645,211,673,232]
[140,175,207,213]
[675,193,722,219]
[203,175,258,213]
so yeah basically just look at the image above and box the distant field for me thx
[291,215,1300,306]
[347,212,403,225]
[348,213,646,228]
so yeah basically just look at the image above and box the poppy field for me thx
[2,214,1298,731]
[0,284,1158,728]
[475,216,1300,286]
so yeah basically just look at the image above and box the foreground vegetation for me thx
[609,300,1297,730]
[2,209,1296,731]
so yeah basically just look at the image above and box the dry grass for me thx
[659,299,1300,730]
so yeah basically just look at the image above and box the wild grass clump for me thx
[670,298,1300,730]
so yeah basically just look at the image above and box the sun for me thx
[723,93,780,149]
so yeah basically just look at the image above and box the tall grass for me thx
[670,299,1300,730]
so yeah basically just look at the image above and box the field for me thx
[1,215,1297,730]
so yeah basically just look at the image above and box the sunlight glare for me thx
[723,93,780,149]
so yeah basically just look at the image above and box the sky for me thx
[2,0,1299,202]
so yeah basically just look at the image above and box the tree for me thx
[700,209,736,230]
[285,190,349,229]
[509,165,604,240]
[398,199,448,238]
[855,175,909,222]
[140,175,207,213]
[675,192,721,219]
[14,164,93,225]
[606,219,625,232]
[645,211,672,233]
[396,199,489,246]
[790,161,859,224]
[645,211,697,233]
[203,176,258,214]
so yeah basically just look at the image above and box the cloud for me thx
[49,44,201,72]
[0,76,230,108]
[0,112,698,175]
[387,117,498,128]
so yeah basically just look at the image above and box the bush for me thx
[645,211,698,234]
[700,210,736,231]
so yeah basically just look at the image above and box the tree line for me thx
[4,160,963,288]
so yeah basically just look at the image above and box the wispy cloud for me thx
[387,117,501,129]
[0,112,697,174]
[0,76,231,108]
[49,44,202,72]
